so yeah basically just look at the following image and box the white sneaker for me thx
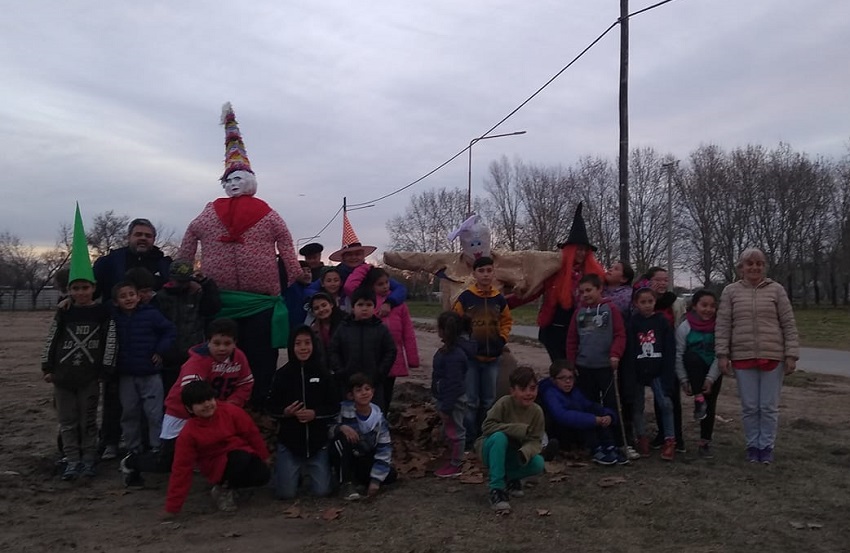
[626,446,641,461]
[101,445,118,461]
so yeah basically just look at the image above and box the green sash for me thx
[217,290,289,348]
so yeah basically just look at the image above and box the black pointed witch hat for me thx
[557,202,597,251]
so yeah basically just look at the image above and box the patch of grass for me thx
[406,300,540,325]
[794,307,850,350]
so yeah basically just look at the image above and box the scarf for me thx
[686,310,715,333]
[213,196,272,243]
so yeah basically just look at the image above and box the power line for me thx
[319,0,683,226]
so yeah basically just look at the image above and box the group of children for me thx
[430,257,723,512]
[43,238,722,516]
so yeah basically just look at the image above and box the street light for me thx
[467,130,527,214]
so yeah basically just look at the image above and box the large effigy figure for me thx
[178,103,301,408]
[384,214,561,310]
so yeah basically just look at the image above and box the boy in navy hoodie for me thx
[626,287,677,460]
[539,361,619,466]
[566,274,627,463]
[112,280,176,459]
[266,325,338,499]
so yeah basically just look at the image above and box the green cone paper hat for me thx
[68,202,95,284]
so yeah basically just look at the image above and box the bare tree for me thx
[87,210,130,257]
[628,147,669,274]
[518,164,576,251]
[484,156,524,251]
[575,156,619,266]
[386,188,479,252]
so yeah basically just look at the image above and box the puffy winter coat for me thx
[539,377,616,430]
[113,303,176,376]
[92,246,172,301]
[431,337,476,411]
[715,278,800,361]
[157,278,221,367]
[329,316,397,387]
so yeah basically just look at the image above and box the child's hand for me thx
[152,353,162,365]
[701,379,713,394]
[784,357,797,375]
[681,382,692,395]
[379,303,392,318]
[367,482,380,497]
[57,297,72,311]
[609,357,620,371]
[596,415,612,428]
[295,409,316,423]
[42,373,53,384]
[284,401,304,417]
[718,357,733,376]
[341,425,359,443]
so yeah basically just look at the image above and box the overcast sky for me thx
[3,0,848,256]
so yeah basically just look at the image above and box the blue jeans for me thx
[633,377,674,439]
[273,444,331,499]
[735,364,784,449]
[464,358,500,446]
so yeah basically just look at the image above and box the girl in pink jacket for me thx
[345,265,420,411]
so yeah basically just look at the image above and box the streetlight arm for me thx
[467,131,527,214]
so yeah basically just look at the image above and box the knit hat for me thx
[169,260,194,282]
[328,212,376,262]
[220,102,253,181]
[68,203,95,284]
[558,202,597,251]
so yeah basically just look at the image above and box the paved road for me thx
[414,318,849,377]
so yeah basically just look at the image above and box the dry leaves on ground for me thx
[282,503,302,519]
[321,507,343,521]
[536,509,551,517]
[597,476,627,488]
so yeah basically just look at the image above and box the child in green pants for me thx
[475,366,545,512]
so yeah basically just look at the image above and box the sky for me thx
[3,0,849,256]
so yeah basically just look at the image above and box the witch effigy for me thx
[178,103,301,408]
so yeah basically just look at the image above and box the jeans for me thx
[273,444,331,499]
[437,397,467,467]
[735,364,784,449]
[119,374,163,452]
[464,359,500,447]
[634,377,674,440]
[481,432,544,491]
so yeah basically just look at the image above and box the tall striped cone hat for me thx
[328,212,377,262]
[220,102,253,180]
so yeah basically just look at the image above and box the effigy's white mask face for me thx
[221,170,257,197]
[460,219,491,265]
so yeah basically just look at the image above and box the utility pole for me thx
[662,161,678,291]
[618,0,630,261]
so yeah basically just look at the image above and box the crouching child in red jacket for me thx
[164,380,270,515]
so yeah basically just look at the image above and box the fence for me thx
[0,288,62,311]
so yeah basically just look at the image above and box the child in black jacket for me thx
[266,326,338,499]
[626,288,676,461]
[329,287,396,407]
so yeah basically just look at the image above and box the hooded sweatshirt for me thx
[566,298,626,369]
[539,377,616,430]
[625,312,675,393]
[452,283,512,361]
[431,336,477,411]
[266,327,338,458]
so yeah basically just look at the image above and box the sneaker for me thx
[746,447,760,463]
[676,440,687,453]
[61,462,81,481]
[661,438,676,461]
[434,464,462,478]
[211,485,237,512]
[650,434,664,449]
[760,447,774,465]
[698,440,714,459]
[542,438,560,461]
[119,452,136,474]
[80,461,97,477]
[489,488,511,512]
[341,482,362,501]
[693,399,708,421]
[507,479,525,498]
[592,446,617,466]
[613,447,630,465]
[625,445,641,461]
[101,445,119,461]
[636,436,651,458]
[123,471,145,489]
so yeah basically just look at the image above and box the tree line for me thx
[387,142,850,306]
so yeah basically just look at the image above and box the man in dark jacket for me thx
[266,326,338,499]
[92,218,173,300]
[328,287,396,409]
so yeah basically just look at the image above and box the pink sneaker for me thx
[434,464,462,478]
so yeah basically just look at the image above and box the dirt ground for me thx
[2,311,849,553]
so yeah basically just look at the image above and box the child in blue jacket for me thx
[112,280,176,456]
[539,360,619,466]
[431,311,476,478]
